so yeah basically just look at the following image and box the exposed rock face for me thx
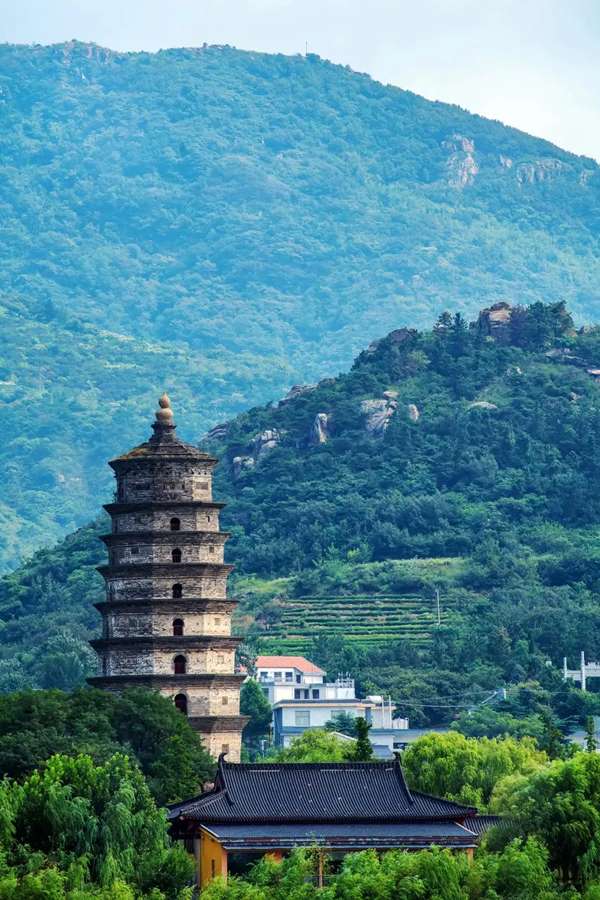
[468,401,498,411]
[476,302,513,343]
[204,422,229,442]
[407,404,420,422]
[232,455,255,479]
[499,155,513,169]
[442,134,479,188]
[252,429,284,462]
[278,384,316,406]
[309,413,331,446]
[361,393,398,436]
[516,159,563,184]
[365,328,417,355]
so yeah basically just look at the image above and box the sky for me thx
[1,0,599,161]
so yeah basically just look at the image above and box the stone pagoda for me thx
[88,394,247,760]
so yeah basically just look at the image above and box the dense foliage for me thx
[2,41,599,570]
[0,752,194,898]
[5,303,600,736]
[0,687,214,805]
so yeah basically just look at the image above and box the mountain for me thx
[4,301,600,729]
[1,41,600,572]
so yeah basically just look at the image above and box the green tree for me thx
[498,752,600,885]
[351,717,373,761]
[402,731,547,809]
[586,716,598,753]
[274,730,353,763]
[324,712,358,737]
[240,681,272,750]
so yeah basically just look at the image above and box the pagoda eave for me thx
[187,715,250,733]
[94,598,238,613]
[97,562,234,577]
[87,673,246,688]
[90,635,243,651]
[103,500,225,514]
[100,531,230,546]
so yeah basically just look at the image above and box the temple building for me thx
[169,756,495,887]
[88,394,247,760]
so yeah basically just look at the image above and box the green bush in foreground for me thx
[0,752,194,899]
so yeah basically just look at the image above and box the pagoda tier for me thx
[88,394,248,761]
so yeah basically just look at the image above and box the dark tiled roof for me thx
[168,759,476,825]
[202,822,478,850]
[462,814,504,836]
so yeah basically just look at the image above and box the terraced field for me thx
[258,593,455,653]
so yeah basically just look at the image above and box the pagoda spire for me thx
[151,392,176,442]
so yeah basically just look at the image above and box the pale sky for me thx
[1,0,599,160]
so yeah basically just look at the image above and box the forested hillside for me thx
[4,301,600,734]
[1,41,600,571]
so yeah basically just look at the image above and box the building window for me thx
[131,546,139,555]
[211,860,216,879]
[173,618,184,636]
[170,517,180,531]
[294,689,301,699]
[172,584,183,599]
[312,689,320,699]
[172,548,182,563]
[199,482,209,490]
[214,617,221,626]
[208,545,215,554]
[207,515,211,523]
[221,696,228,705]
[221,744,229,755]
[274,671,282,680]
[174,655,187,674]
[285,672,293,682]
[174,693,188,715]
[296,675,301,684]
[295,710,310,727]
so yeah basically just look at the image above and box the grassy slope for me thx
[1,41,600,569]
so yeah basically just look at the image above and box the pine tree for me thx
[352,717,373,761]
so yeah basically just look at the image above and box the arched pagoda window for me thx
[172,548,182,563]
[173,618,184,636]
[174,655,187,674]
[172,583,183,599]
[170,517,180,531]
[174,693,188,715]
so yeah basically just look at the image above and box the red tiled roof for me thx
[255,655,325,675]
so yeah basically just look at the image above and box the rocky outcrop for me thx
[516,159,563,184]
[365,328,417,355]
[499,155,513,169]
[407,404,420,422]
[232,455,255,479]
[476,302,513,343]
[204,422,229,442]
[442,134,479,188]
[361,391,398,436]
[252,429,285,462]
[278,384,316,406]
[468,401,498,411]
[309,413,331,446]
[232,428,285,479]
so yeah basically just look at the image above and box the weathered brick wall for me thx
[106,575,228,600]
[117,462,214,505]
[112,508,221,534]
[105,648,235,677]
[162,684,241,717]
[112,541,225,566]
[108,611,232,638]
[205,731,242,761]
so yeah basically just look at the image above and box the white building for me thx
[254,655,408,757]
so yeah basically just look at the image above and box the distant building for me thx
[169,756,496,887]
[253,654,408,757]
[88,394,248,760]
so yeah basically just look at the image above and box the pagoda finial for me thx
[150,392,176,441]
[155,392,174,425]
